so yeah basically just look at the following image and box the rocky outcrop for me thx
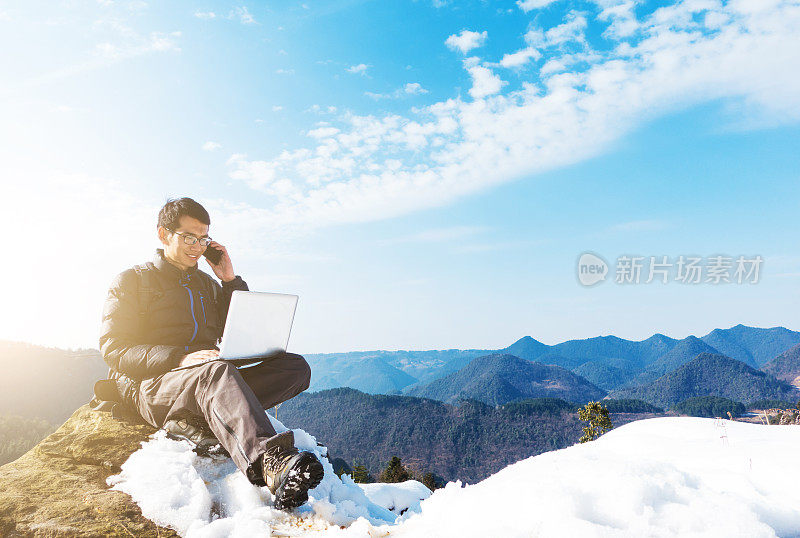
[0,405,176,537]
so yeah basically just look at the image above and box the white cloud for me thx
[194,11,216,19]
[404,82,428,95]
[202,141,221,151]
[517,0,559,12]
[466,64,506,98]
[445,30,487,54]
[499,47,541,68]
[307,126,340,139]
[272,105,284,112]
[347,63,370,75]
[223,1,800,232]
[275,68,294,75]
[229,6,256,25]
[544,11,588,46]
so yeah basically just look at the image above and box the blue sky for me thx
[1,0,799,353]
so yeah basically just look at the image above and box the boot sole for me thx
[273,452,325,511]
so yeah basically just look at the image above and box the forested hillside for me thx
[609,353,800,408]
[407,354,606,405]
[278,388,658,482]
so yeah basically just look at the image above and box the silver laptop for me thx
[170,290,298,371]
[219,290,298,361]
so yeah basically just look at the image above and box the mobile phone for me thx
[203,245,223,265]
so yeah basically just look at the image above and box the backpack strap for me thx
[132,262,163,333]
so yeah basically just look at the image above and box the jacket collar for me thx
[153,248,199,281]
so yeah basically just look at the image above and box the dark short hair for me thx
[157,197,210,231]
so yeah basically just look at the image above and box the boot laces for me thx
[262,444,298,477]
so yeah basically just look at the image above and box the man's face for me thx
[158,215,209,271]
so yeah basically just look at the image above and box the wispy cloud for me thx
[16,22,180,90]
[366,82,429,100]
[194,11,216,19]
[517,0,559,12]
[346,63,370,75]
[203,141,221,151]
[225,1,800,233]
[229,6,256,25]
[445,30,487,54]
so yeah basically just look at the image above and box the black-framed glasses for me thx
[171,230,213,247]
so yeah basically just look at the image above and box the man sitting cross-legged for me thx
[96,197,323,510]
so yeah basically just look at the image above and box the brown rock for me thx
[0,404,178,537]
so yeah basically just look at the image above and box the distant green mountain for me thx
[513,333,678,372]
[276,388,657,483]
[306,348,489,394]
[761,343,800,385]
[407,353,606,406]
[609,353,800,409]
[307,356,418,394]
[0,340,107,423]
[625,336,721,387]
[501,336,549,361]
[572,358,641,391]
[700,325,800,368]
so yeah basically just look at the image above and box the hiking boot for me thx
[163,414,229,457]
[261,431,324,511]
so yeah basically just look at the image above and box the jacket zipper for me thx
[199,293,207,325]
[182,284,199,344]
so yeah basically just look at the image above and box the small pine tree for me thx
[421,472,440,491]
[578,401,613,443]
[379,456,412,483]
[351,461,372,483]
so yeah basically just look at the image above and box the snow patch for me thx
[109,415,800,537]
[107,413,410,536]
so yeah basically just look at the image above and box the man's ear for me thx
[157,226,169,246]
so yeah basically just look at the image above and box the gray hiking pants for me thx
[132,353,311,484]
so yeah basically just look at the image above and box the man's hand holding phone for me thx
[203,240,236,283]
[179,349,221,368]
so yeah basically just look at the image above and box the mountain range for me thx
[305,324,800,394]
[406,354,605,406]
[609,353,800,409]
[2,324,798,425]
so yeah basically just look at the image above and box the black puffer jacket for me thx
[98,248,249,381]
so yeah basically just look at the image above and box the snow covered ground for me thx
[108,414,800,537]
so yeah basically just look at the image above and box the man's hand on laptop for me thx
[178,349,220,367]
